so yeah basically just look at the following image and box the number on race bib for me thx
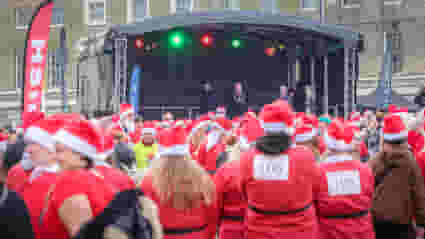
[326,170,361,196]
[253,155,289,181]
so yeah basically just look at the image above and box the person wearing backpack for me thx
[141,125,218,239]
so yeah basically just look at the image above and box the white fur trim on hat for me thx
[158,144,188,157]
[142,128,156,136]
[295,128,317,143]
[25,126,55,152]
[324,131,351,152]
[54,129,98,160]
[383,130,408,141]
[96,149,114,161]
[0,141,7,153]
[260,121,294,136]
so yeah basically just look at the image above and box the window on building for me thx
[128,0,148,22]
[15,49,24,90]
[384,0,401,6]
[343,0,361,7]
[224,0,240,10]
[15,6,64,28]
[175,0,193,13]
[261,0,278,13]
[87,0,106,25]
[301,0,319,9]
[47,49,59,89]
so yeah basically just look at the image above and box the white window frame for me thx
[384,0,401,6]
[86,0,106,26]
[170,0,194,14]
[261,0,278,13]
[15,7,64,30]
[223,0,240,10]
[300,0,319,11]
[15,49,24,91]
[342,0,361,8]
[127,0,150,23]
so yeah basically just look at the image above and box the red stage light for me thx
[135,39,144,48]
[265,47,276,56]
[201,35,213,47]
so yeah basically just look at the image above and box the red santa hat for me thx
[0,133,8,152]
[21,111,45,131]
[239,118,264,151]
[54,119,102,160]
[24,117,69,152]
[120,104,134,119]
[259,100,295,136]
[324,119,352,151]
[157,125,188,157]
[97,128,115,160]
[142,121,157,136]
[212,117,233,135]
[295,115,319,143]
[382,114,408,141]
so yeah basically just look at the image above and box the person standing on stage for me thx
[228,81,248,118]
[200,80,217,114]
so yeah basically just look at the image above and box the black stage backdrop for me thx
[127,37,346,119]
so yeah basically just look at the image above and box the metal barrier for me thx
[142,106,201,120]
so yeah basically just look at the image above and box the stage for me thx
[75,11,363,119]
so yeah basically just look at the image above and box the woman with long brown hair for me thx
[141,125,218,239]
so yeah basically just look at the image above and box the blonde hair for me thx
[227,142,242,162]
[150,155,216,210]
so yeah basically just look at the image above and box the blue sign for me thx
[130,65,142,115]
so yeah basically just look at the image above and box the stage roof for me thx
[76,10,363,60]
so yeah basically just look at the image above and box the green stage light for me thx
[169,32,184,48]
[232,39,241,48]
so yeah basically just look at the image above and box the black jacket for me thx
[414,90,425,107]
[0,184,34,239]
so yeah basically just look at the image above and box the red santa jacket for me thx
[316,154,375,239]
[214,159,246,224]
[141,171,218,239]
[95,162,136,192]
[21,167,60,239]
[197,132,226,174]
[318,136,327,155]
[7,163,31,195]
[239,146,321,239]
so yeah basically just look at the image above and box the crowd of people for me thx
[1,100,425,239]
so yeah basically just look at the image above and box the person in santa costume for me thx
[369,113,425,239]
[94,128,136,192]
[213,119,263,239]
[316,119,375,239]
[40,119,116,239]
[294,115,322,161]
[6,111,45,194]
[140,124,218,239]
[196,117,232,175]
[238,100,321,239]
[20,118,63,239]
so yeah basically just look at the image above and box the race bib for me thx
[326,170,361,196]
[253,155,289,181]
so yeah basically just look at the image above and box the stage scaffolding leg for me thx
[114,37,128,112]
[351,48,357,112]
[310,56,316,115]
[344,45,350,119]
[323,55,328,114]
